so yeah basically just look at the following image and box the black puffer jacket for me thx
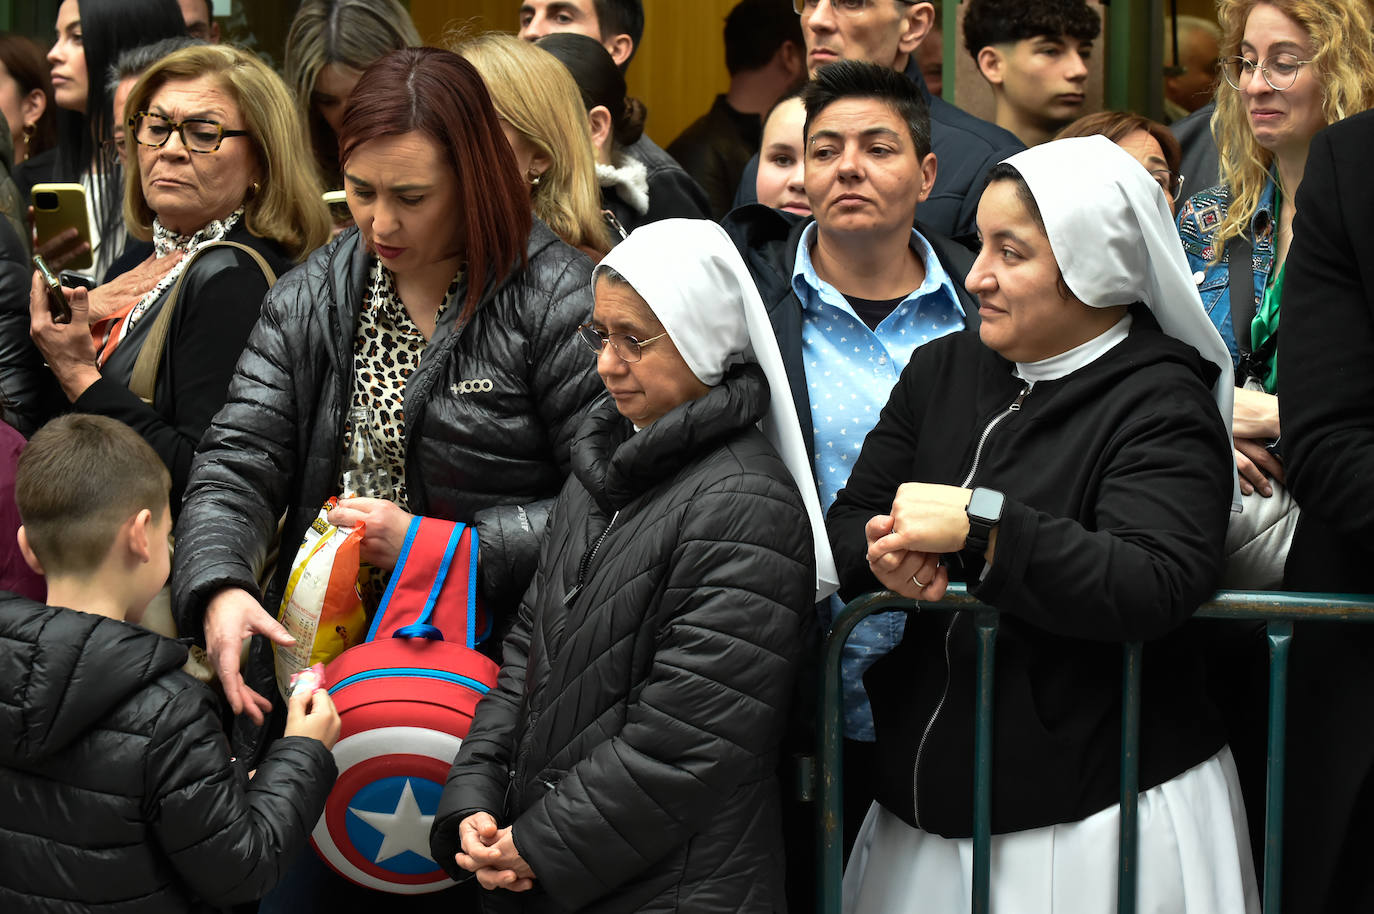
[432,365,814,913]
[0,212,64,435]
[0,595,336,912]
[172,222,602,761]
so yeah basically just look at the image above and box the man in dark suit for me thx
[1277,108,1374,913]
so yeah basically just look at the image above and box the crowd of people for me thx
[1,0,1373,912]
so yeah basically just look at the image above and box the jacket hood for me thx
[572,362,770,511]
[0,595,188,763]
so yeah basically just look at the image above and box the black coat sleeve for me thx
[0,214,63,435]
[507,475,811,909]
[828,351,1232,642]
[1279,120,1374,541]
[472,253,601,610]
[146,681,335,905]
[171,270,315,635]
[74,246,273,514]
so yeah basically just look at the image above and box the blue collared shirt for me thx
[793,223,965,740]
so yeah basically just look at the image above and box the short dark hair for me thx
[539,32,647,150]
[724,0,803,76]
[16,415,170,577]
[106,36,205,97]
[593,0,645,66]
[963,0,1101,59]
[340,48,532,325]
[801,59,932,159]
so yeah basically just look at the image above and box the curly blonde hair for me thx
[1210,0,1374,256]
[450,32,613,256]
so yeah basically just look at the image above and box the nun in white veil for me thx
[828,136,1258,913]
[433,219,836,912]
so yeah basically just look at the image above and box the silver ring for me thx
[912,575,926,588]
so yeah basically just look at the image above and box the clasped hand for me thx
[455,812,535,892]
[865,482,976,601]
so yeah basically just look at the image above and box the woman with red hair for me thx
[170,46,603,907]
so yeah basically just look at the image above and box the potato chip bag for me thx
[273,498,367,699]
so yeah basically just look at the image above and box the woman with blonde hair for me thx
[453,32,613,259]
[29,43,330,511]
[284,0,420,190]
[1177,0,1374,549]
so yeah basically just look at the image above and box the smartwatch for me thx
[964,487,1005,557]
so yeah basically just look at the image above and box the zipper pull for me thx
[563,582,584,606]
[1008,381,1033,411]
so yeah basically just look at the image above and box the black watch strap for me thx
[965,487,1005,556]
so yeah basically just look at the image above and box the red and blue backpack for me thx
[311,516,498,894]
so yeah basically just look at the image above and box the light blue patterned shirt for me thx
[793,222,965,740]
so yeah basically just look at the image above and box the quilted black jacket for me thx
[171,221,602,762]
[432,364,815,913]
[0,594,336,911]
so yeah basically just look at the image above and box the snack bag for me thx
[274,498,367,699]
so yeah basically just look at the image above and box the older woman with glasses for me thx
[432,219,835,913]
[1056,110,1185,214]
[1176,0,1374,575]
[28,43,330,513]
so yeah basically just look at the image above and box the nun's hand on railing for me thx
[865,514,949,601]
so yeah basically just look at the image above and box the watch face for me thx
[968,488,1005,523]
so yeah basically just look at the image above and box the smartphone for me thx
[323,189,351,224]
[32,254,72,324]
[31,183,93,272]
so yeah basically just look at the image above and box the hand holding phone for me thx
[32,254,72,325]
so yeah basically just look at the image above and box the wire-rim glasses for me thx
[794,0,917,16]
[130,111,250,154]
[1220,54,1313,92]
[1149,169,1186,203]
[576,323,668,363]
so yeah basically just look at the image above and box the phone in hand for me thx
[32,254,72,325]
[31,183,93,271]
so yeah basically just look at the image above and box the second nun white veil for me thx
[595,218,840,602]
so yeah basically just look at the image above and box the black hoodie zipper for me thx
[912,381,1031,830]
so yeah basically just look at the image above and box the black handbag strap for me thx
[1226,234,1255,357]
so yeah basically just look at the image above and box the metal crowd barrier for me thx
[817,585,1374,914]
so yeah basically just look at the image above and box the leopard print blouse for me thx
[338,258,462,510]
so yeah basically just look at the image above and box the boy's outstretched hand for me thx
[284,685,341,750]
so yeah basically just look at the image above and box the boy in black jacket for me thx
[0,414,340,912]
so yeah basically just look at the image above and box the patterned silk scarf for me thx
[96,208,245,367]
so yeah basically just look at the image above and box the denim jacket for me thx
[1176,179,1277,369]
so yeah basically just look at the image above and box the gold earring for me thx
[248,181,260,199]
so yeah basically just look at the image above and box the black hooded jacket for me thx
[432,365,815,913]
[0,595,335,912]
[827,321,1234,837]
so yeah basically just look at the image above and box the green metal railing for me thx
[818,585,1374,914]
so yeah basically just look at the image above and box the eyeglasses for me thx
[1149,169,1186,203]
[1220,54,1313,92]
[130,111,250,154]
[794,0,917,17]
[576,323,668,363]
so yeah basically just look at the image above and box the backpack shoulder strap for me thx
[128,241,278,405]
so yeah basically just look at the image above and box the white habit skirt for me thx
[843,747,1260,914]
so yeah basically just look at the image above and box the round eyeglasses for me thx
[576,323,668,363]
[1220,54,1313,92]
[130,111,250,154]
[794,0,917,17]
[1149,169,1186,203]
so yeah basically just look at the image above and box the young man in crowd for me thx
[0,414,339,910]
[736,0,1022,246]
[724,58,981,887]
[963,0,1101,147]
[518,0,642,69]
[669,0,805,219]
[520,0,710,220]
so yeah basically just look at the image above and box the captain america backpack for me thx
[312,515,498,894]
